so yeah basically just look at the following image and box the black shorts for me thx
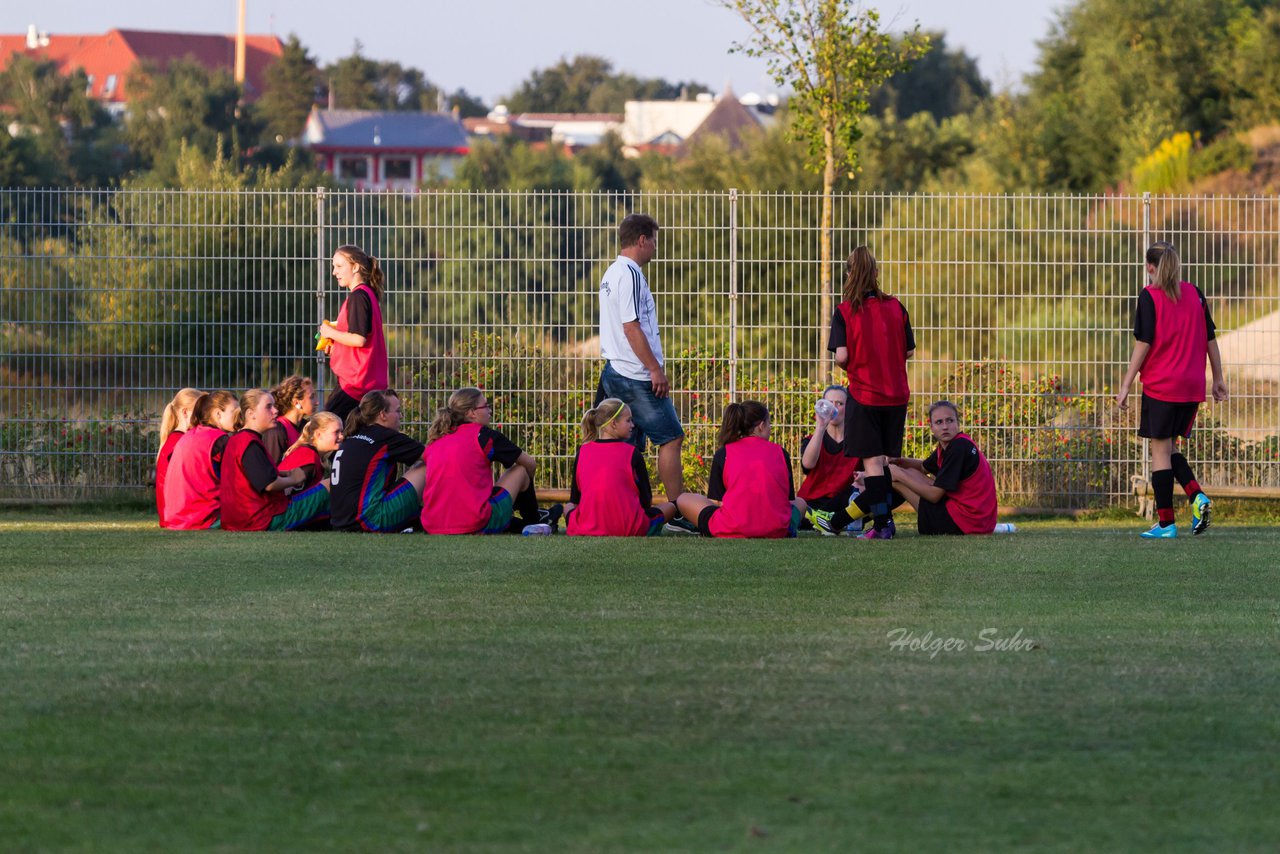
[916,497,964,536]
[1138,395,1199,440]
[324,387,361,421]
[697,505,719,537]
[844,402,908,458]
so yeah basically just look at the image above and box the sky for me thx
[12,0,1064,103]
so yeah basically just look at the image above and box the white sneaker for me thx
[521,523,553,536]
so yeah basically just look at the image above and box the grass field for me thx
[2,510,1278,851]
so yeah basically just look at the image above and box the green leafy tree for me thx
[504,55,709,113]
[125,57,247,179]
[870,31,989,121]
[447,87,489,118]
[256,33,319,142]
[1023,0,1247,190]
[0,55,119,185]
[718,0,928,363]
[322,43,441,111]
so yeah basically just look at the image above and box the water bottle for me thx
[993,522,1017,534]
[522,523,553,536]
[815,398,837,421]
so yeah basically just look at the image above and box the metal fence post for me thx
[315,186,328,399]
[728,188,738,400]
[1141,191,1151,487]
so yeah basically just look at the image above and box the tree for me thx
[125,57,247,179]
[0,55,119,185]
[718,0,928,364]
[256,34,319,142]
[321,43,441,111]
[870,31,989,121]
[447,87,489,118]
[504,55,710,113]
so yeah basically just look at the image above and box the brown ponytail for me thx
[718,400,770,447]
[345,389,400,437]
[427,387,485,444]
[841,245,883,312]
[191,390,238,430]
[335,244,384,302]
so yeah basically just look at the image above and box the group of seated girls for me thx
[155,376,997,537]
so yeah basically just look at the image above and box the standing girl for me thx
[827,246,915,539]
[155,387,203,527]
[220,389,330,532]
[329,389,426,532]
[1117,243,1228,538]
[281,411,344,491]
[163,390,239,530]
[799,385,865,535]
[262,375,316,463]
[318,245,388,421]
[565,398,676,537]
[675,401,806,539]
[887,401,998,536]
[420,387,551,535]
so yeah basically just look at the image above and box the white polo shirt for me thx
[599,255,664,381]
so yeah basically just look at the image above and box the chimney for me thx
[234,0,247,85]
[26,24,39,49]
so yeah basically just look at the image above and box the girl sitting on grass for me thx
[420,387,555,535]
[262,375,316,463]
[675,401,806,539]
[163,390,239,530]
[219,389,329,532]
[280,411,344,492]
[565,398,676,537]
[887,400,997,536]
[328,390,426,533]
[155,387,202,527]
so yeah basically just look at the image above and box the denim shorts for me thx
[598,362,684,451]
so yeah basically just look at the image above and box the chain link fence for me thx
[2,188,1277,506]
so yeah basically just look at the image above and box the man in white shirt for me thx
[597,214,690,527]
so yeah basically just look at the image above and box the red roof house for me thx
[0,27,284,109]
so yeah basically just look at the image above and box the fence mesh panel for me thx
[2,188,1276,506]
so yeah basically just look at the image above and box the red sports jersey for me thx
[837,296,911,406]
[220,430,288,532]
[567,441,651,537]
[1140,282,1208,403]
[329,283,388,399]
[155,430,184,527]
[163,425,225,530]
[797,433,861,501]
[281,444,323,490]
[710,436,794,539]
[421,423,496,534]
[937,433,997,535]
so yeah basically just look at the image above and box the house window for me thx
[103,74,118,96]
[338,157,368,180]
[85,74,95,95]
[383,158,412,181]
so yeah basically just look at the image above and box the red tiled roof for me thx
[0,28,283,103]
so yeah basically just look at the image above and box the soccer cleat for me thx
[1140,522,1177,539]
[1191,493,1211,535]
[664,517,698,535]
[858,524,895,540]
[806,508,839,536]
[521,523,553,536]
[538,503,564,531]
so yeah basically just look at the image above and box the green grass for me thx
[2,514,1278,851]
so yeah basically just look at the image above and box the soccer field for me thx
[2,513,1277,851]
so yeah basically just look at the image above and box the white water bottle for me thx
[815,398,837,420]
[993,522,1017,534]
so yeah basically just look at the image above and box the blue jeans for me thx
[598,362,684,452]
